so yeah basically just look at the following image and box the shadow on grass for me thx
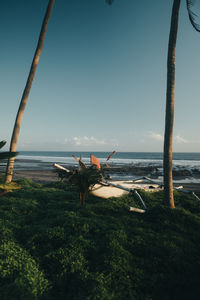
[0,179,200,299]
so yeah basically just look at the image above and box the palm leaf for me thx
[187,0,200,32]
[0,182,21,192]
[54,154,103,204]
[0,152,18,160]
[0,141,6,150]
[0,140,18,161]
[72,154,86,168]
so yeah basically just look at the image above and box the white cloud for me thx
[175,135,188,144]
[72,136,105,146]
[147,131,164,141]
[64,136,118,148]
[147,132,189,144]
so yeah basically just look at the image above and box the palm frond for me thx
[54,152,114,204]
[0,152,18,160]
[0,140,18,161]
[187,0,200,32]
[0,141,6,150]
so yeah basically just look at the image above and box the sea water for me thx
[15,151,200,170]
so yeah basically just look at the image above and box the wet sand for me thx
[12,169,200,194]
[13,170,59,183]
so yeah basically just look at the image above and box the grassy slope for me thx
[0,178,200,300]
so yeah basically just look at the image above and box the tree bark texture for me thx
[164,0,181,208]
[80,191,88,205]
[5,0,55,183]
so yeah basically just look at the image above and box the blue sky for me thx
[1,0,200,152]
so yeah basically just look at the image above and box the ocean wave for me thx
[17,154,200,169]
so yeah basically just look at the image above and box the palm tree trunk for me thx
[5,0,55,183]
[80,190,88,205]
[164,0,181,208]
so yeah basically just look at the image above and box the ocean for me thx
[14,151,200,170]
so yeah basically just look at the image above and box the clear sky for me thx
[1,0,200,152]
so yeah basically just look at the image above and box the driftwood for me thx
[53,163,70,173]
[129,207,145,213]
[53,164,200,211]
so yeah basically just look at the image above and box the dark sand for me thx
[13,170,59,183]
[12,169,200,194]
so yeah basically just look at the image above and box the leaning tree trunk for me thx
[5,0,55,183]
[164,0,181,208]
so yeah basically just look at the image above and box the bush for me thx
[0,182,200,299]
[0,240,49,300]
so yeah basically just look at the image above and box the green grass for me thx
[0,178,200,299]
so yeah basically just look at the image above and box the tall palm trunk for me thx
[164,0,181,208]
[5,0,55,183]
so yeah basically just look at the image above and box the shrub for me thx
[0,240,49,299]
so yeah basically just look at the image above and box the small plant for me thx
[59,158,102,205]
[55,152,116,205]
[69,165,103,205]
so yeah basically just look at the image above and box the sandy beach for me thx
[1,153,198,194]
[13,169,59,183]
[12,168,200,194]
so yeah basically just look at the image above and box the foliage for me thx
[55,152,117,205]
[55,164,103,205]
[186,0,200,32]
[0,182,21,198]
[0,141,19,195]
[0,241,49,299]
[0,141,18,162]
[0,179,200,299]
[0,140,18,191]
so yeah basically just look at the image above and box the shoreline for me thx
[11,169,200,193]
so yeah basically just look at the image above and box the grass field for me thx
[0,178,200,300]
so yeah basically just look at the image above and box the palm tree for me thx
[5,0,55,183]
[164,0,200,208]
[106,0,199,208]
